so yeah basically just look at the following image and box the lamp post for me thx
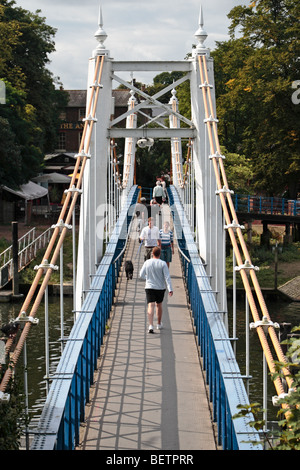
[272,242,282,290]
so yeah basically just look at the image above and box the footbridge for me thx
[0,6,293,452]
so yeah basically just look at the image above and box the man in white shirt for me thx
[139,217,161,261]
[153,180,165,205]
[139,246,173,333]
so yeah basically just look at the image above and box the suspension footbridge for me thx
[77,208,217,451]
[0,6,294,452]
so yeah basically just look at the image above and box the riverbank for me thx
[253,257,299,302]
[226,260,300,302]
[0,221,50,245]
[227,284,299,302]
[0,281,73,302]
[278,276,300,301]
[2,267,299,304]
[1,222,299,301]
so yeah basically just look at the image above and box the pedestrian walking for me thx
[139,217,161,261]
[139,246,173,333]
[153,180,164,205]
[159,221,174,267]
[135,198,148,231]
[150,198,162,228]
[140,197,151,219]
[161,177,168,203]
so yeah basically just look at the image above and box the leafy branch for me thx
[234,325,300,450]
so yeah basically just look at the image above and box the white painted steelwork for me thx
[75,5,227,316]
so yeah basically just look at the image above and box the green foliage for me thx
[222,146,253,193]
[135,140,171,189]
[233,325,300,449]
[0,371,26,450]
[212,0,300,198]
[0,115,23,188]
[0,0,68,188]
[271,325,300,450]
[147,71,186,104]
[19,231,74,284]
[226,238,300,289]
[234,402,274,448]
[130,72,191,186]
[0,236,10,252]
[0,80,44,186]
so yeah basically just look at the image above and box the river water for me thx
[0,295,74,426]
[227,295,300,423]
[0,293,299,439]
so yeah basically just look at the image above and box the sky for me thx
[17,0,248,90]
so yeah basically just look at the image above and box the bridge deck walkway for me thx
[77,219,216,451]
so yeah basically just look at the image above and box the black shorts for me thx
[145,289,166,304]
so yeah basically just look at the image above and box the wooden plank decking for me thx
[77,220,217,451]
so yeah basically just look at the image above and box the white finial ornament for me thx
[169,87,178,104]
[128,89,137,105]
[194,5,208,52]
[93,5,109,56]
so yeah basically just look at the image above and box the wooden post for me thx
[12,221,19,296]
[274,242,278,290]
[247,220,253,245]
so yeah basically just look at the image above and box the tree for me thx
[222,146,253,194]
[212,0,300,198]
[273,326,300,450]
[147,71,186,104]
[124,73,188,187]
[0,1,68,188]
[233,325,300,449]
[211,38,254,154]
[0,3,22,83]
[0,115,22,188]
[135,140,171,189]
[0,370,26,450]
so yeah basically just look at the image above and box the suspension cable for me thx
[171,100,184,188]
[182,139,192,187]
[122,99,136,189]
[198,54,293,401]
[0,55,105,394]
[111,139,122,190]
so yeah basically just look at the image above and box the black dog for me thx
[1,321,20,338]
[125,260,134,280]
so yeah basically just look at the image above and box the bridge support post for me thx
[190,13,227,314]
[76,10,112,312]
[169,88,184,199]
[12,221,19,297]
[121,91,137,208]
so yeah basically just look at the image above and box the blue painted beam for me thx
[169,186,262,451]
[30,185,139,450]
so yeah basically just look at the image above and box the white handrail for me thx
[0,227,52,284]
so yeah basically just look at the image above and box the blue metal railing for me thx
[31,183,264,450]
[31,185,139,450]
[140,186,153,202]
[169,186,262,450]
[233,194,300,217]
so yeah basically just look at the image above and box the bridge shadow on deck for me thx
[78,223,216,451]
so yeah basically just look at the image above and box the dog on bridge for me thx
[125,260,134,280]
[1,321,20,338]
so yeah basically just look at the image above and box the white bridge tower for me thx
[76,5,226,316]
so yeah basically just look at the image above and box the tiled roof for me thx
[65,89,131,108]
[112,89,131,106]
[66,90,87,107]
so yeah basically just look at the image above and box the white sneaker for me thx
[156,323,163,330]
[148,325,154,334]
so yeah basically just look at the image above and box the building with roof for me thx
[44,87,151,174]
[55,89,132,154]
[43,88,137,175]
